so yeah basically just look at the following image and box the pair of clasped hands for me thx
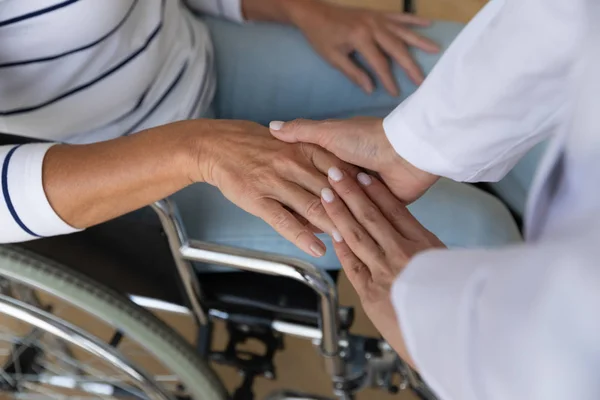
[209,117,446,357]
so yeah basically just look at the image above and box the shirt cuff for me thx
[220,0,244,22]
[7,143,81,239]
[391,248,489,400]
[383,106,472,182]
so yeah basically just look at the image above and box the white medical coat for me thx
[384,0,600,399]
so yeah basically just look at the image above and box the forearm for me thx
[43,121,201,229]
[376,311,418,371]
[241,0,316,24]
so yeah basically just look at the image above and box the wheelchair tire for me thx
[0,245,227,400]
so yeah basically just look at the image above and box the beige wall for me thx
[331,0,486,22]
[416,0,486,22]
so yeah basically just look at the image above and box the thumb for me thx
[269,119,323,145]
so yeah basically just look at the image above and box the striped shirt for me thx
[0,0,242,243]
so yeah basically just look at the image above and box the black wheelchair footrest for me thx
[211,317,284,400]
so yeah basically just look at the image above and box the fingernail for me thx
[328,167,344,182]
[357,172,372,186]
[321,188,335,203]
[269,121,285,131]
[332,229,344,243]
[310,243,325,257]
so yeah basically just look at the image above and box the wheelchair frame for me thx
[151,198,434,400]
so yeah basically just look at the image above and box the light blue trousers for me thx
[171,18,525,270]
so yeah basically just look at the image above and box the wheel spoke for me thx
[0,247,214,400]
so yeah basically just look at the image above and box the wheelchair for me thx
[0,193,439,400]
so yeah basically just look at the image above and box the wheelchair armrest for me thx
[180,240,340,350]
[151,198,344,377]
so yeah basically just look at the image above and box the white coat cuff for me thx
[384,107,474,182]
[391,249,487,400]
[220,0,244,22]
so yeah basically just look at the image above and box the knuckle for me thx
[371,245,388,265]
[271,152,292,170]
[350,25,370,41]
[256,171,280,191]
[349,70,367,85]
[285,118,308,133]
[371,265,393,283]
[388,203,409,223]
[270,210,292,231]
[239,180,259,200]
[325,202,344,218]
[359,204,380,224]
[340,183,356,197]
[359,13,376,26]
[316,120,338,148]
[376,244,387,259]
[349,260,367,275]
[404,30,419,41]
[336,245,353,260]
[347,226,365,243]
[393,24,408,35]
[305,198,325,219]
[366,17,380,30]
[299,142,318,162]
[294,228,309,244]
[321,118,339,128]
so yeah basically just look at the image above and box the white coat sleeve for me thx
[184,0,244,22]
[383,0,587,182]
[392,228,600,400]
[0,144,79,243]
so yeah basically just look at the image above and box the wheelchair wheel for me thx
[0,245,226,400]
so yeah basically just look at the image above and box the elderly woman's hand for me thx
[319,166,445,363]
[288,0,439,96]
[190,119,359,258]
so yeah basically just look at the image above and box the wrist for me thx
[389,155,439,186]
[376,119,439,202]
[283,0,323,27]
[384,155,439,202]
[242,0,314,23]
[166,120,216,185]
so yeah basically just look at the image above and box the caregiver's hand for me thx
[288,0,439,95]
[196,119,358,258]
[320,166,445,365]
[270,117,438,203]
